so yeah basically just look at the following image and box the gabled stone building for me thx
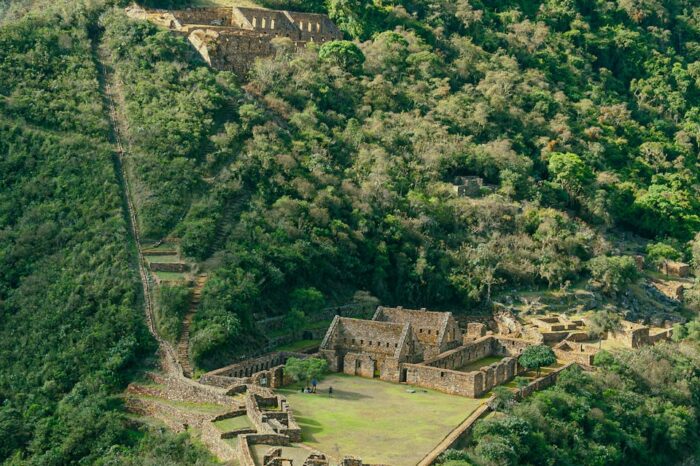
[319,317,421,381]
[372,306,462,359]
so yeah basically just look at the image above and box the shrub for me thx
[155,285,191,342]
[588,256,639,294]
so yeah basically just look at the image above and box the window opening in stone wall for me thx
[440,372,445,377]
[271,19,275,29]
[262,18,266,28]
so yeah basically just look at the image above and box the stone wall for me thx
[402,363,484,397]
[607,326,649,348]
[424,336,494,370]
[493,336,532,356]
[372,306,462,359]
[204,351,308,378]
[400,336,527,397]
[171,7,233,26]
[464,323,487,341]
[661,261,690,277]
[149,262,189,272]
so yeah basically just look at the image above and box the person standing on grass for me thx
[328,386,333,397]
[311,378,318,393]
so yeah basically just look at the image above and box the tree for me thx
[646,242,681,266]
[587,310,622,348]
[548,152,593,199]
[518,345,556,376]
[284,357,328,385]
[290,287,325,315]
[489,386,516,412]
[587,256,639,294]
[319,40,365,73]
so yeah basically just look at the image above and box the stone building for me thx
[126,5,342,76]
[319,307,529,397]
[319,316,421,382]
[372,306,462,359]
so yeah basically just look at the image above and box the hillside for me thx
[100,0,700,369]
[0,0,699,464]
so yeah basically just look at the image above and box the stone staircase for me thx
[178,274,208,378]
[206,195,246,258]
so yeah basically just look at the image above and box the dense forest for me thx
[440,334,700,465]
[0,3,214,464]
[1,0,700,464]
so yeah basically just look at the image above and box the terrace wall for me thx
[204,351,308,378]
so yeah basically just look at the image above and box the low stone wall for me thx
[424,336,494,370]
[553,347,595,366]
[205,351,308,378]
[517,363,574,399]
[212,410,247,421]
[149,262,189,272]
[403,363,483,397]
[238,433,291,466]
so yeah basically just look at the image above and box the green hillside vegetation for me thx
[442,339,700,466]
[1,0,700,463]
[104,0,699,369]
[0,4,213,464]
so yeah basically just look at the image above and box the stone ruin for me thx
[453,176,483,197]
[318,306,532,397]
[125,4,342,77]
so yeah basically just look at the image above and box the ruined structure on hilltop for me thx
[126,5,342,76]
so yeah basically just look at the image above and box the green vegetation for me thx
[2,0,700,463]
[283,357,328,384]
[0,3,213,464]
[446,341,700,466]
[155,284,191,342]
[279,373,484,465]
[100,0,700,370]
[587,309,623,346]
[587,255,640,294]
[517,345,556,376]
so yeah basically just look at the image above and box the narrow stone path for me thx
[94,35,181,377]
[178,274,208,378]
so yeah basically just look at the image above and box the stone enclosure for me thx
[126,5,342,76]
[319,307,530,397]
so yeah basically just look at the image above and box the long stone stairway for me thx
[206,195,245,258]
[178,274,207,378]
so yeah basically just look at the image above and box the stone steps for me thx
[178,274,208,378]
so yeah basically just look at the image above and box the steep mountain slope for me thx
[0,4,214,464]
[103,0,700,370]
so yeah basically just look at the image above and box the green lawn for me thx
[154,271,188,282]
[457,355,505,372]
[278,374,484,465]
[214,415,252,432]
[145,254,182,264]
[275,339,321,352]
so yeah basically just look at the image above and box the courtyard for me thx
[277,373,484,465]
